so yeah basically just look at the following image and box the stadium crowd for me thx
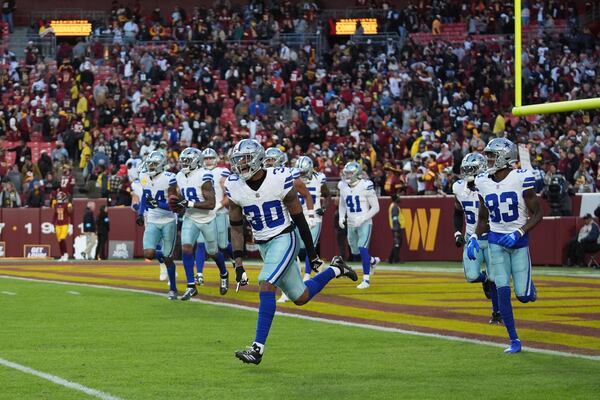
[0,0,599,209]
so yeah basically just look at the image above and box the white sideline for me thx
[1,275,600,362]
[0,357,123,400]
[2,291,16,295]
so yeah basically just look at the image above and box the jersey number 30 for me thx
[485,192,519,223]
[243,200,285,231]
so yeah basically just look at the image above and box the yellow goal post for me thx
[512,0,600,116]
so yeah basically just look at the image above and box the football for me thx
[168,194,183,213]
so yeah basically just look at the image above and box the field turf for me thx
[0,261,599,399]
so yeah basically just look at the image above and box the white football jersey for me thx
[299,172,327,221]
[139,171,177,224]
[452,179,480,236]
[131,179,143,198]
[205,166,231,214]
[338,179,378,227]
[176,168,216,223]
[475,168,535,239]
[225,167,294,242]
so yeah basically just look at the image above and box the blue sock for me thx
[490,282,499,313]
[195,243,206,274]
[254,291,276,345]
[498,286,518,340]
[166,261,177,291]
[214,251,228,276]
[359,247,371,276]
[304,268,336,301]
[224,243,233,259]
[182,252,196,285]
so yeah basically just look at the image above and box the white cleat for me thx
[159,263,168,281]
[277,292,289,303]
[59,253,69,261]
[303,273,311,282]
[357,280,370,289]
[370,257,380,275]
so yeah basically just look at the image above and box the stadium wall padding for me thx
[0,196,586,265]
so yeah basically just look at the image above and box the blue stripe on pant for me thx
[462,236,492,282]
[258,231,304,301]
[143,220,177,257]
[488,243,534,296]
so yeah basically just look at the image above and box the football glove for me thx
[145,195,158,208]
[498,230,522,248]
[454,231,466,247]
[135,215,144,227]
[315,208,325,216]
[309,256,323,273]
[338,218,345,229]
[235,265,249,292]
[178,199,193,209]
[466,237,480,260]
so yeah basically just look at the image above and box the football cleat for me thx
[357,280,370,289]
[504,339,522,354]
[195,273,204,286]
[167,290,179,300]
[331,256,358,281]
[370,256,380,275]
[277,292,289,303]
[235,343,263,365]
[220,272,229,296]
[482,279,492,299]
[489,311,503,325]
[159,263,168,281]
[180,286,198,301]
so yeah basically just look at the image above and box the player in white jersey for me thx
[295,156,331,280]
[453,153,501,324]
[171,147,231,300]
[468,138,543,353]
[338,162,381,289]
[194,148,233,286]
[226,139,357,365]
[137,151,180,300]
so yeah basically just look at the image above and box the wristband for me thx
[454,231,461,237]
[188,200,195,208]
[517,228,525,237]
[470,234,478,241]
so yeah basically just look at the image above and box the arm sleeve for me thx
[138,195,146,216]
[338,191,347,220]
[454,207,464,232]
[363,190,380,220]
[291,212,316,258]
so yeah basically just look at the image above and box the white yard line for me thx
[0,357,123,400]
[67,291,81,295]
[2,275,599,362]
[1,291,16,295]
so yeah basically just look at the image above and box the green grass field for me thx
[1,277,599,400]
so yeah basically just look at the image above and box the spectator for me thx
[2,0,15,33]
[95,205,110,260]
[388,194,404,264]
[26,181,44,207]
[0,181,21,207]
[566,214,600,267]
[81,203,97,260]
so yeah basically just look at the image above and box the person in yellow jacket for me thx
[388,194,405,263]
[79,141,92,169]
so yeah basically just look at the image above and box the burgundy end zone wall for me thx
[0,197,587,264]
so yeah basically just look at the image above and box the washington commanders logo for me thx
[401,208,441,251]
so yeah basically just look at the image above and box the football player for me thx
[194,148,233,286]
[52,190,72,261]
[294,156,331,280]
[226,139,357,365]
[173,147,230,300]
[137,151,179,300]
[131,162,168,282]
[468,138,543,353]
[453,153,501,324]
[338,162,380,289]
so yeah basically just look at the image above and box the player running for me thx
[226,139,357,365]
[52,190,72,261]
[337,161,380,289]
[468,138,543,353]
[172,147,230,300]
[194,148,233,286]
[137,151,179,300]
[453,153,501,324]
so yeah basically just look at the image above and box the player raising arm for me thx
[226,139,357,365]
[467,138,543,353]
